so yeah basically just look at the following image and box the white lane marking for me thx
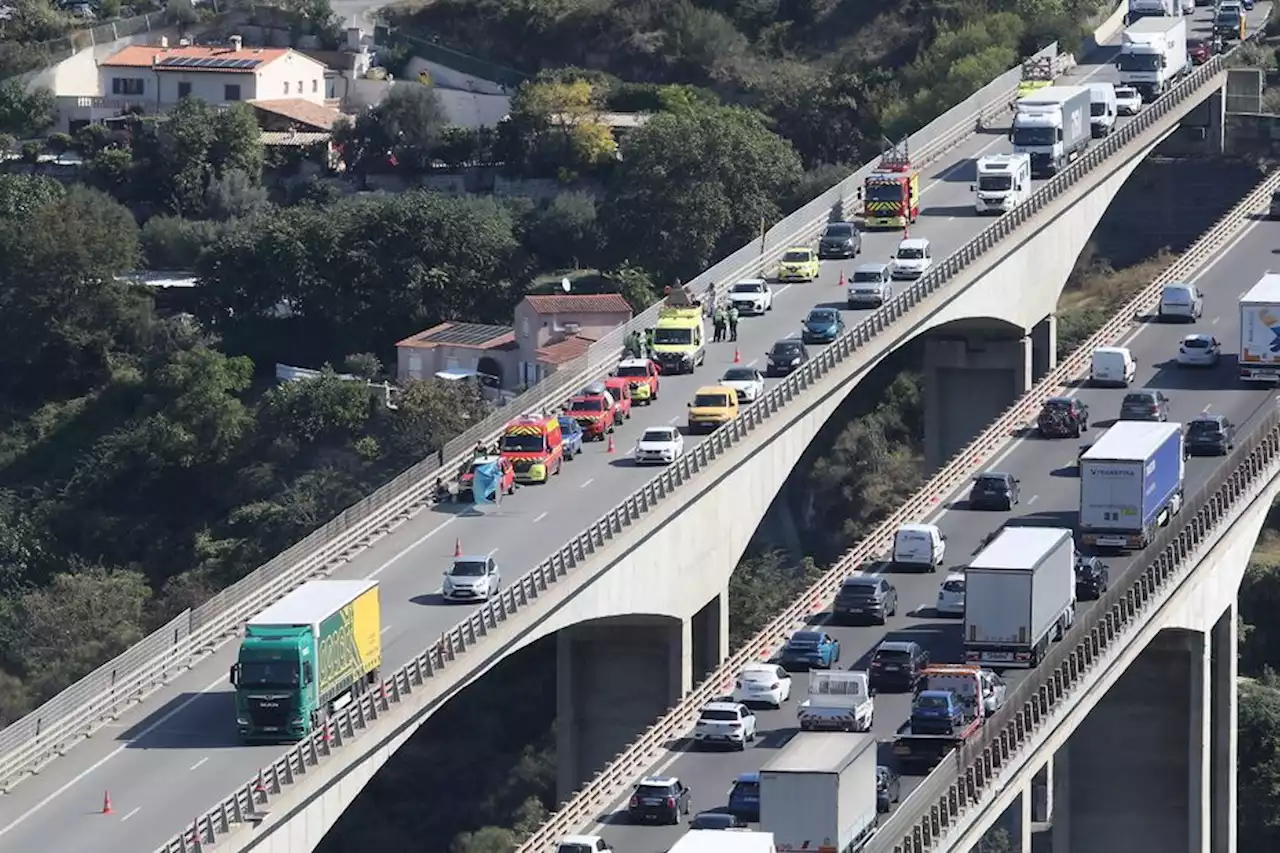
[487,548,500,557]
[381,625,392,635]
[533,511,548,523]
[747,359,759,367]
[120,807,141,822]
[368,515,458,580]
[0,667,229,837]
[918,206,1265,529]
[580,478,595,489]
[1211,316,1220,325]
[1027,494,1039,505]
[188,757,209,771]
[669,416,682,424]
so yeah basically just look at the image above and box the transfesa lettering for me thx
[1087,467,1135,477]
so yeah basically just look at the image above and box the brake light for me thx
[730,723,742,729]
[1150,407,1160,414]
[666,798,676,808]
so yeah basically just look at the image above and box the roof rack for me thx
[876,137,911,172]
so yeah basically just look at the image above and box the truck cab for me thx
[857,139,919,229]
[916,664,1007,717]
[972,153,1031,215]
[499,413,564,483]
[1087,82,1118,137]
[652,291,706,375]
[566,385,616,441]
[614,357,661,404]
[603,377,634,422]
[797,670,875,732]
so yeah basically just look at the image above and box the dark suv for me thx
[1037,396,1089,438]
[869,640,929,692]
[833,576,898,625]
[1119,390,1170,422]
[628,776,691,824]
[1074,555,1110,600]
[968,471,1020,511]
[1185,414,1235,456]
[818,221,862,259]
[765,339,810,377]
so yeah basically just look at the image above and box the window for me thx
[111,77,144,96]
[311,79,318,93]
[283,81,290,94]
[297,80,303,94]
[224,84,241,101]
[177,81,191,99]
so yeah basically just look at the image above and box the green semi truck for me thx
[231,579,382,742]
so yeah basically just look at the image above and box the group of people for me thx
[711,304,740,342]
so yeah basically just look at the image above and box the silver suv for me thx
[847,263,893,308]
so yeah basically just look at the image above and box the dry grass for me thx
[1054,248,1179,357]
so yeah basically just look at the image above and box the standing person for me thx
[644,327,655,359]
[713,305,726,343]
[727,305,740,342]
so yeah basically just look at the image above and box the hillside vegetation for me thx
[395,0,1111,168]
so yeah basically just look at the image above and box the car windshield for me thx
[824,224,854,238]
[653,327,693,345]
[1189,420,1224,436]
[730,780,759,799]
[722,368,756,381]
[700,709,738,721]
[853,271,885,283]
[841,582,877,598]
[783,250,811,263]
[557,845,594,853]
[976,475,1007,488]
[1116,87,1138,99]
[808,310,837,324]
[791,632,822,646]
[1189,39,1206,49]
[978,174,1013,191]
[1122,393,1153,406]
[732,282,764,294]
[451,560,486,577]
[1090,101,1106,117]
[641,428,676,442]
[876,648,910,661]
[694,393,730,408]
[237,659,300,689]
[616,365,650,377]
[917,695,949,710]
[570,398,605,412]
[501,434,544,452]
[741,668,774,681]
[636,784,673,798]
[942,579,965,593]
[691,813,737,830]
[1183,337,1211,349]
[865,183,903,202]
[771,343,801,356]
[897,247,925,260]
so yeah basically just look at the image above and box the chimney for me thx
[230,34,243,52]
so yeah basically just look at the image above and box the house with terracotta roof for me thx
[395,293,634,389]
[60,35,332,133]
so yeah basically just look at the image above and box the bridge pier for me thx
[1061,627,1213,853]
[922,333,1032,470]
[1210,601,1237,853]
[555,599,729,801]
[1032,314,1057,381]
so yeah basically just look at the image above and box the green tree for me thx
[0,79,54,136]
[388,379,488,462]
[0,174,63,217]
[335,85,450,173]
[262,373,372,445]
[604,104,803,282]
[1240,679,1280,847]
[521,191,600,270]
[140,215,227,269]
[0,185,142,401]
[729,551,823,646]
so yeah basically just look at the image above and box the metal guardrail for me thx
[0,30,1037,797]
[152,37,1247,853]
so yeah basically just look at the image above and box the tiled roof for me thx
[250,98,344,131]
[101,44,290,69]
[524,293,633,315]
[261,131,332,147]
[397,322,515,350]
[536,334,597,365]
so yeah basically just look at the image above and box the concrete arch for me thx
[927,316,1027,339]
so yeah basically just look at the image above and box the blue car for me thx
[779,630,841,670]
[557,415,584,459]
[727,771,760,821]
[801,308,845,344]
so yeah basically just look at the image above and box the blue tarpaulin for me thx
[472,460,501,504]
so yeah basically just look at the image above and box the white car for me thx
[728,279,772,315]
[693,701,757,750]
[555,836,612,853]
[633,426,684,464]
[936,572,966,617]
[1178,333,1221,367]
[732,662,793,708]
[891,237,933,280]
[442,555,501,602]
[1114,85,1142,116]
[719,366,766,402]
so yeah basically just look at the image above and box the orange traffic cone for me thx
[254,771,267,795]
[454,537,462,557]
[102,791,114,815]
[607,434,615,453]
[733,348,741,364]
[837,268,846,288]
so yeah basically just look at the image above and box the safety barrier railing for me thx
[155,32,1250,853]
[0,29,1038,795]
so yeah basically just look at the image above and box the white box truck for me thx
[1087,82,1118,137]
[1079,422,1185,550]
[1116,17,1188,101]
[1128,0,1180,21]
[963,527,1076,669]
[972,153,1031,215]
[1012,85,1092,177]
[798,670,875,732]
[668,830,777,853]
[1240,273,1280,382]
[760,733,878,853]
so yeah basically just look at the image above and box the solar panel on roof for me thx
[155,54,261,70]
[426,324,512,346]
